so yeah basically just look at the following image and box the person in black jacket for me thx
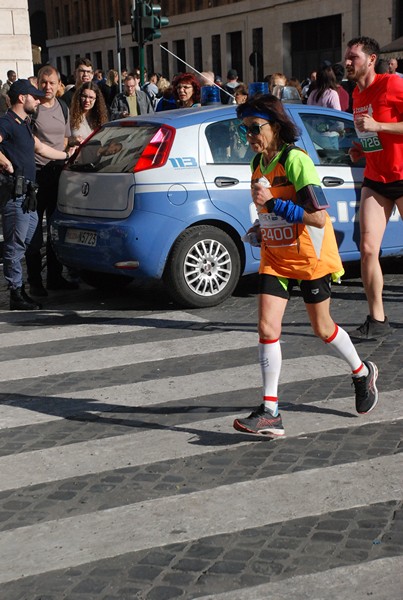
[61,58,94,107]
[110,74,154,120]
[0,80,71,310]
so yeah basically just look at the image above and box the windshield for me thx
[68,123,160,173]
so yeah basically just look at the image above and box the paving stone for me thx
[146,586,184,600]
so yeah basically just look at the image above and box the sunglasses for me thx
[238,122,271,136]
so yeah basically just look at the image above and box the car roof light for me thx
[134,124,175,172]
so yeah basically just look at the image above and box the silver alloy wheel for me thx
[183,238,232,297]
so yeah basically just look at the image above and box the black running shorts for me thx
[259,273,332,304]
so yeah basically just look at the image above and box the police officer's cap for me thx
[8,79,46,103]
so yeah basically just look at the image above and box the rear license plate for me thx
[65,229,97,247]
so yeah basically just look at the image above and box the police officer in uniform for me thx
[0,79,70,310]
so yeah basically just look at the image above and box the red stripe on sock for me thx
[352,362,364,375]
[325,324,339,344]
[259,338,279,344]
[263,396,278,401]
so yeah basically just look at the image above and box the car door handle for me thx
[322,176,344,187]
[214,177,239,187]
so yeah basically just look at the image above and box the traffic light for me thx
[142,2,169,43]
[131,1,169,46]
[131,3,143,45]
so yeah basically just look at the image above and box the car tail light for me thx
[134,125,175,173]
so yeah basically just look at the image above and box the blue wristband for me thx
[272,199,304,223]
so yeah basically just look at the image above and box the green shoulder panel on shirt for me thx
[284,148,320,191]
[252,146,320,191]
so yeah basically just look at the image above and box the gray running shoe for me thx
[233,404,285,437]
[349,315,390,341]
[352,361,379,414]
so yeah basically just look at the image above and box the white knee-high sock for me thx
[259,338,282,416]
[325,324,368,377]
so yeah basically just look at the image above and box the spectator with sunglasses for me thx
[232,93,379,438]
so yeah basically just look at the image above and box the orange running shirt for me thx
[253,146,343,280]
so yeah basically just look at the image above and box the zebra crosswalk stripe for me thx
[0,330,258,382]
[197,556,403,600]
[0,310,208,347]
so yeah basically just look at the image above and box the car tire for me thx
[79,270,133,290]
[164,225,241,308]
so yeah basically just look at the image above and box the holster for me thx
[22,181,39,213]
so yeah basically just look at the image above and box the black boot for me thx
[10,287,42,311]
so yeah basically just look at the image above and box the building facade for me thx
[0,0,34,81]
[40,0,403,82]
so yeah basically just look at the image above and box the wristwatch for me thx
[65,150,70,160]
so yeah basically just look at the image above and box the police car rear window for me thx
[68,123,160,173]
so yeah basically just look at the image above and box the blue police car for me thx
[51,104,403,308]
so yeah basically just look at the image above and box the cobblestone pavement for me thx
[0,258,402,599]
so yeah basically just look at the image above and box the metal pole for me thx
[117,52,122,93]
[133,0,145,87]
[139,46,145,87]
[116,20,123,93]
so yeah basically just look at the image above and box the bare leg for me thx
[359,188,394,321]
[258,292,288,340]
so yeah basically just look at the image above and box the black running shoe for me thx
[233,404,285,437]
[349,315,391,341]
[352,361,379,414]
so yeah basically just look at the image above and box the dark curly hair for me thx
[236,94,300,144]
[172,73,201,105]
[347,37,380,57]
[70,82,109,131]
